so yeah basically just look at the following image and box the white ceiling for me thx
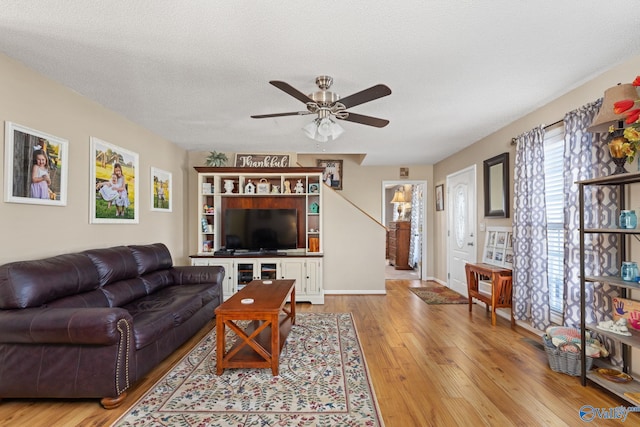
[1,1,640,165]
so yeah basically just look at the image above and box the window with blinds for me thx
[543,125,565,316]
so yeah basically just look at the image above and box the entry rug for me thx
[112,312,384,426]
[408,283,468,304]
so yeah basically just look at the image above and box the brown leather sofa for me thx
[0,243,224,409]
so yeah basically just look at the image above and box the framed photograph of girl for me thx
[3,121,69,206]
[151,167,172,212]
[90,137,139,224]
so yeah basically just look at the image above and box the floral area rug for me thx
[409,283,468,304]
[112,312,384,426]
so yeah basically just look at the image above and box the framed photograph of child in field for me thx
[90,137,139,224]
[151,167,172,212]
[4,122,69,206]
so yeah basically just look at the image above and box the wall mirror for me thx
[483,152,509,218]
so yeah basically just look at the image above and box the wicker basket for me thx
[542,334,594,376]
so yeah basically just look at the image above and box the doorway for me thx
[382,180,428,280]
[446,166,477,295]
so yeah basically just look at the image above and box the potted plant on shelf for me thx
[205,151,228,167]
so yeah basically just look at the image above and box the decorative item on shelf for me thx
[294,179,305,194]
[613,297,640,330]
[621,261,639,282]
[309,201,319,213]
[224,179,235,194]
[309,183,319,193]
[608,130,635,174]
[283,180,291,194]
[202,182,212,194]
[244,179,255,194]
[257,178,270,194]
[596,368,633,383]
[619,209,637,229]
[587,79,640,175]
[271,185,280,194]
[202,240,213,253]
[597,318,632,336]
[205,151,228,167]
[201,217,208,232]
[308,236,320,252]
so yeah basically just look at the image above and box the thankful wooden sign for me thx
[234,153,291,168]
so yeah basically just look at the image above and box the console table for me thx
[465,262,513,326]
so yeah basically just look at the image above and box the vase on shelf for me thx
[224,180,235,194]
[608,134,629,175]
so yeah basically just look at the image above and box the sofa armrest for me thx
[171,265,225,286]
[0,307,133,345]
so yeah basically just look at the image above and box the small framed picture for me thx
[309,183,319,194]
[256,179,270,194]
[483,226,513,268]
[317,159,343,190]
[4,122,69,206]
[435,184,444,211]
[151,167,172,212]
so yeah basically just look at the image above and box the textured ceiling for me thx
[1,1,640,165]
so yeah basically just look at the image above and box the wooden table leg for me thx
[490,272,498,326]
[270,313,280,375]
[216,314,225,375]
[290,286,296,324]
[465,265,474,313]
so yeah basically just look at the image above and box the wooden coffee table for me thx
[215,279,296,375]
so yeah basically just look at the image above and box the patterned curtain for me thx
[563,99,621,364]
[513,126,551,330]
[408,184,422,268]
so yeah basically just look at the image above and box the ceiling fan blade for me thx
[269,81,315,104]
[251,111,312,119]
[339,112,389,128]
[337,84,391,109]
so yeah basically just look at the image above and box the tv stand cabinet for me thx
[191,254,323,304]
[191,167,324,303]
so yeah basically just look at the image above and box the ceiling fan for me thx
[251,76,391,141]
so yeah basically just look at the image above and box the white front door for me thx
[446,166,477,296]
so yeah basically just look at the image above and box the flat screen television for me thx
[223,208,298,251]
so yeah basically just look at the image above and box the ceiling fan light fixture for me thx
[317,118,334,137]
[303,118,344,142]
[302,120,319,139]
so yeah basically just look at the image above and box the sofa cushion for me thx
[123,288,204,349]
[129,243,173,276]
[179,282,222,306]
[140,270,174,294]
[0,253,99,309]
[46,289,110,308]
[84,246,139,287]
[100,278,149,307]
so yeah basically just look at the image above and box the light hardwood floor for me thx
[0,279,635,426]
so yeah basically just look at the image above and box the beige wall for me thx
[0,53,189,265]
[433,55,640,283]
